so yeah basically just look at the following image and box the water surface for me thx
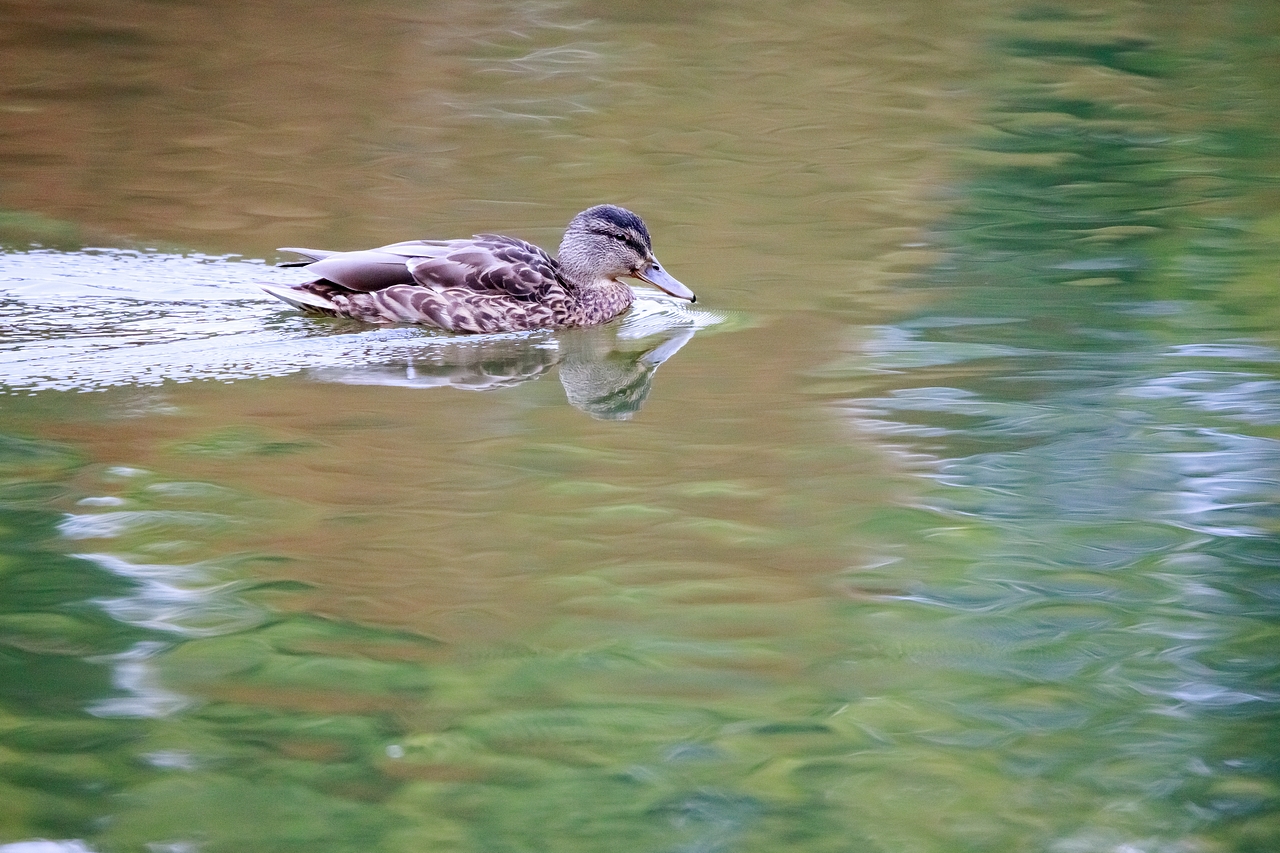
[1,1,1279,852]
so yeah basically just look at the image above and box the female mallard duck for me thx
[261,204,694,333]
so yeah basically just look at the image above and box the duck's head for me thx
[558,205,695,302]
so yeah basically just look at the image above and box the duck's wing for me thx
[276,236,562,299]
[277,244,440,292]
[397,235,563,301]
[276,248,339,267]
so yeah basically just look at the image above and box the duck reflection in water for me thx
[308,322,698,420]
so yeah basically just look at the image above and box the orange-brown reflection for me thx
[0,0,982,320]
[28,313,899,659]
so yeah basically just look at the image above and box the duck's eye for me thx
[600,229,648,257]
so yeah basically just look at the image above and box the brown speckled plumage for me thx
[262,205,694,333]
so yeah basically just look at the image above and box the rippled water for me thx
[2,1,1279,852]
[0,248,728,418]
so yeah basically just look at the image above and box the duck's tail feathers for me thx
[260,284,338,313]
[276,247,338,267]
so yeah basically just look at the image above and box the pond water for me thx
[2,1,1279,851]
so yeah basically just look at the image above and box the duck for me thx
[260,204,695,333]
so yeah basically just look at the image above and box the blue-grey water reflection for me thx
[2,1,1279,852]
[814,17,1280,848]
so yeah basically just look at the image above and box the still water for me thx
[2,1,1279,851]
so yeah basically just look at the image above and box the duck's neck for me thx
[571,278,634,325]
[555,246,598,292]
[555,235,634,323]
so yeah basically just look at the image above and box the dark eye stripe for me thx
[589,228,648,257]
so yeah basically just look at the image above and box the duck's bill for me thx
[634,262,696,302]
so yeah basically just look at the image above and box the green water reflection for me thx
[813,9,1280,851]
[2,1,1280,853]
